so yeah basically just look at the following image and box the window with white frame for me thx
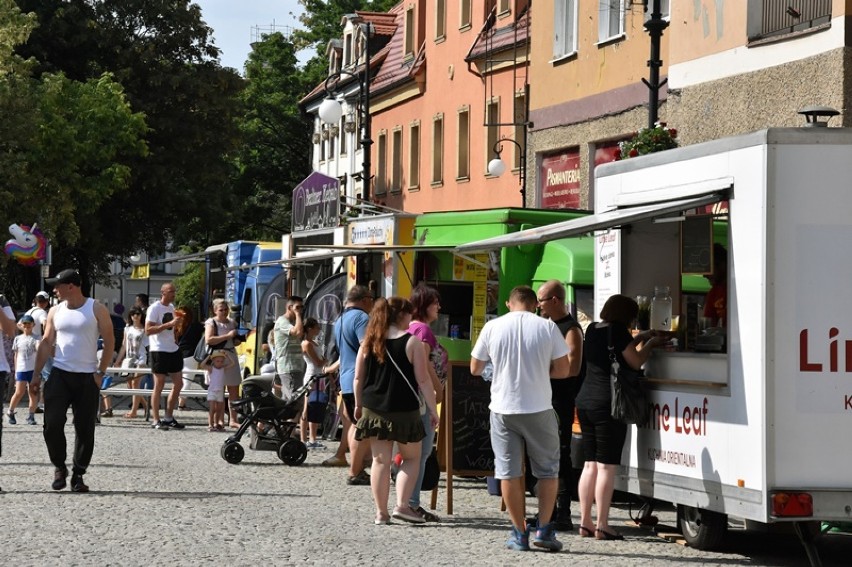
[554,0,578,59]
[344,33,352,66]
[598,0,625,42]
[408,122,420,190]
[498,0,510,16]
[432,115,444,185]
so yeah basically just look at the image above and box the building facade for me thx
[529,0,844,208]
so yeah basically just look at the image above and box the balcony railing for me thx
[755,0,831,41]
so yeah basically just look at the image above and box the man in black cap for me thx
[35,269,114,493]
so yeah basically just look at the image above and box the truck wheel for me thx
[678,504,727,550]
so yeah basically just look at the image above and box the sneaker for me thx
[7,412,15,425]
[152,420,170,430]
[162,418,185,430]
[52,468,68,491]
[506,525,530,551]
[532,522,563,552]
[347,471,371,486]
[26,414,37,426]
[415,506,441,522]
[99,409,113,418]
[70,474,89,493]
[322,456,349,467]
[35,406,44,414]
[306,441,325,449]
[392,506,426,524]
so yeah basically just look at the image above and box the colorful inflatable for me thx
[4,223,47,266]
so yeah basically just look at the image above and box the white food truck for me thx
[458,127,852,564]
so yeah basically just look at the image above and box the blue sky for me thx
[193,0,305,72]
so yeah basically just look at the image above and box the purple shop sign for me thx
[291,172,340,233]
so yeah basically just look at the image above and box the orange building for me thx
[302,1,534,214]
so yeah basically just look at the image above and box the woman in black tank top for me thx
[352,297,439,525]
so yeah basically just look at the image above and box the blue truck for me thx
[207,241,286,377]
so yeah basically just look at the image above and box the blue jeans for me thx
[409,411,435,509]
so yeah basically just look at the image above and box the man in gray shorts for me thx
[471,286,570,552]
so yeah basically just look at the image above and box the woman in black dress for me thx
[576,294,665,540]
[353,297,439,525]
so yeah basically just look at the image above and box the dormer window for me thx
[344,32,353,67]
[404,6,415,59]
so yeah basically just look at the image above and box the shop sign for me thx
[292,172,340,233]
[348,217,394,245]
[540,150,581,209]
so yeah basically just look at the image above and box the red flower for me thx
[629,148,639,157]
[669,128,678,138]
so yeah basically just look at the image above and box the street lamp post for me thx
[318,22,374,204]
[487,138,526,207]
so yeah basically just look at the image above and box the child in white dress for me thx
[202,349,234,431]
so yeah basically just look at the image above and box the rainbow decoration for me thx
[4,223,47,266]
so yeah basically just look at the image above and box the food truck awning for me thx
[456,189,729,253]
[225,249,366,271]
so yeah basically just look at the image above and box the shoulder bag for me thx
[608,326,650,425]
[193,318,217,363]
[386,349,426,415]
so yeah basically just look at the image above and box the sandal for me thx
[123,412,138,419]
[578,526,595,538]
[595,528,624,541]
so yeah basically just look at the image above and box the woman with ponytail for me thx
[353,297,439,525]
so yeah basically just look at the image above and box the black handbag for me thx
[608,326,650,425]
[192,318,217,363]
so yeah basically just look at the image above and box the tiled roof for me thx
[370,3,425,96]
[466,9,530,61]
[356,10,397,37]
[299,8,398,106]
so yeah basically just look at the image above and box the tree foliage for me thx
[0,0,147,304]
[232,32,312,240]
[14,0,244,280]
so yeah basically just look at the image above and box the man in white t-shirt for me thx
[146,282,184,430]
[471,285,570,553]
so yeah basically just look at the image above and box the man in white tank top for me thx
[35,269,114,493]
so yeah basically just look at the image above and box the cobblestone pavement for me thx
[1,410,849,566]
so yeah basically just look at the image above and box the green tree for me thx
[232,32,312,240]
[15,0,244,278]
[0,0,147,303]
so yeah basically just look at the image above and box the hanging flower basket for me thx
[616,122,678,160]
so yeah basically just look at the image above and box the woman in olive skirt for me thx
[353,297,439,525]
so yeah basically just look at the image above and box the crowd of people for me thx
[0,268,672,553]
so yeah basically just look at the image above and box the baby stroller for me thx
[220,373,322,466]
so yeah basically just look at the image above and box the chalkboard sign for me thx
[680,215,713,275]
[449,363,494,475]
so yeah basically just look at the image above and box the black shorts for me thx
[342,393,356,423]
[150,350,183,374]
[577,406,628,465]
